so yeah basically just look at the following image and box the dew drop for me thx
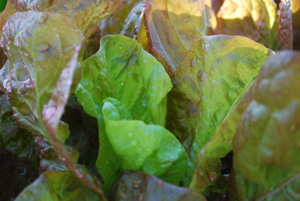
[131,141,137,145]
[120,82,124,86]
[119,45,123,50]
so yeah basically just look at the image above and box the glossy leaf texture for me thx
[1,11,83,172]
[0,92,39,168]
[166,35,270,185]
[76,35,172,125]
[292,0,300,49]
[145,0,208,74]
[215,0,279,50]
[228,51,300,200]
[76,35,173,193]
[278,0,293,50]
[15,171,104,201]
[102,98,187,183]
[110,171,206,201]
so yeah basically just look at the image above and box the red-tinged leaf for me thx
[99,0,145,39]
[215,0,279,50]
[0,0,122,40]
[145,0,208,74]
[47,0,122,32]
[1,11,83,170]
[110,171,207,201]
[166,35,270,187]
[229,51,300,200]
[42,42,107,199]
[278,0,293,50]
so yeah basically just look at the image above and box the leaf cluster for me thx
[0,0,300,200]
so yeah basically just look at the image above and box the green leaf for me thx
[229,51,300,200]
[145,0,208,73]
[75,35,173,193]
[110,171,207,201]
[166,35,270,186]
[215,0,279,50]
[0,0,7,12]
[102,98,187,184]
[76,35,172,125]
[1,11,82,169]
[15,171,104,201]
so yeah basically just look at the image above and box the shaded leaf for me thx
[63,95,101,178]
[166,35,269,186]
[229,51,300,200]
[0,92,40,169]
[110,171,206,201]
[292,0,300,49]
[145,0,208,74]
[99,0,145,38]
[0,148,39,201]
[15,171,104,201]
[215,0,279,50]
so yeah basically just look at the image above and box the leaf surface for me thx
[1,11,83,170]
[76,35,173,193]
[229,51,300,200]
[102,98,187,184]
[15,171,104,201]
[278,0,293,50]
[0,92,39,168]
[145,0,208,73]
[110,171,206,201]
[166,35,269,185]
[215,0,279,50]
[99,0,145,38]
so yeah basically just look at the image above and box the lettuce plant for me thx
[0,0,300,201]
